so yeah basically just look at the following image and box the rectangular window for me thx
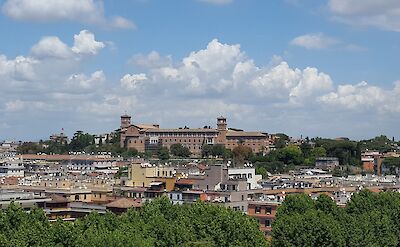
[255,206,261,214]
[265,219,271,227]
[266,207,272,214]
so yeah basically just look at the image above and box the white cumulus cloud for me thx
[291,33,339,50]
[66,70,105,90]
[1,37,399,140]
[328,0,400,32]
[319,81,400,113]
[0,55,38,81]
[30,30,105,59]
[72,30,105,55]
[129,51,172,69]
[120,73,148,90]
[31,36,73,59]
[124,39,333,106]
[2,0,135,29]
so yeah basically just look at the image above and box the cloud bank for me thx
[2,0,135,29]
[0,37,398,139]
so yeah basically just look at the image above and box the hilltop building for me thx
[49,131,69,145]
[119,114,271,155]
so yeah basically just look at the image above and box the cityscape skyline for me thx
[1,0,400,140]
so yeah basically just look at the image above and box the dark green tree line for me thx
[0,197,268,247]
[272,190,400,247]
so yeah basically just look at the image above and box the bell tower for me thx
[217,116,227,144]
[120,114,132,129]
[217,116,227,131]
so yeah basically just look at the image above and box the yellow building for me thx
[127,162,176,190]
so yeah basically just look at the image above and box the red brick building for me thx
[120,114,271,155]
[247,201,280,237]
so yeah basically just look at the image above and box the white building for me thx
[0,158,25,177]
[168,191,183,205]
[228,167,262,190]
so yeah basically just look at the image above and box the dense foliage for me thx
[232,144,253,165]
[0,197,267,247]
[251,137,366,176]
[382,157,400,174]
[170,144,191,157]
[201,144,227,158]
[314,138,361,166]
[17,131,140,158]
[250,145,305,175]
[359,135,396,153]
[272,190,400,247]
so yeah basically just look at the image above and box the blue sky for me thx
[0,0,399,141]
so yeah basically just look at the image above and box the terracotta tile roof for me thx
[196,164,207,171]
[1,177,19,185]
[48,194,69,203]
[105,198,142,209]
[175,179,194,185]
[145,128,218,133]
[135,124,159,130]
[226,131,267,137]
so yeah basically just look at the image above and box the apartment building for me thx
[127,162,176,190]
[248,201,280,237]
[0,157,24,177]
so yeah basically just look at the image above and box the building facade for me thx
[119,114,271,155]
[248,201,280,237]
[0,158,24,177]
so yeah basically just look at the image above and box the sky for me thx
[0,0,399,141]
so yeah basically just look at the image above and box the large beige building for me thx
[126,162,176,190]
[120,114,271,155]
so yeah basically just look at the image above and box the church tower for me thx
[120,114,132,129]
[217,116,227,144]
[217,116,227,131]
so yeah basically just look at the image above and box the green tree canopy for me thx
[0,199,268,247]
[277,145,304,166]
[272,190,400,247]
[16,142,44,154]
[158,147,170,160]
[232,144,253,166]
[170,144,191,157]
[69,131,95,152]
